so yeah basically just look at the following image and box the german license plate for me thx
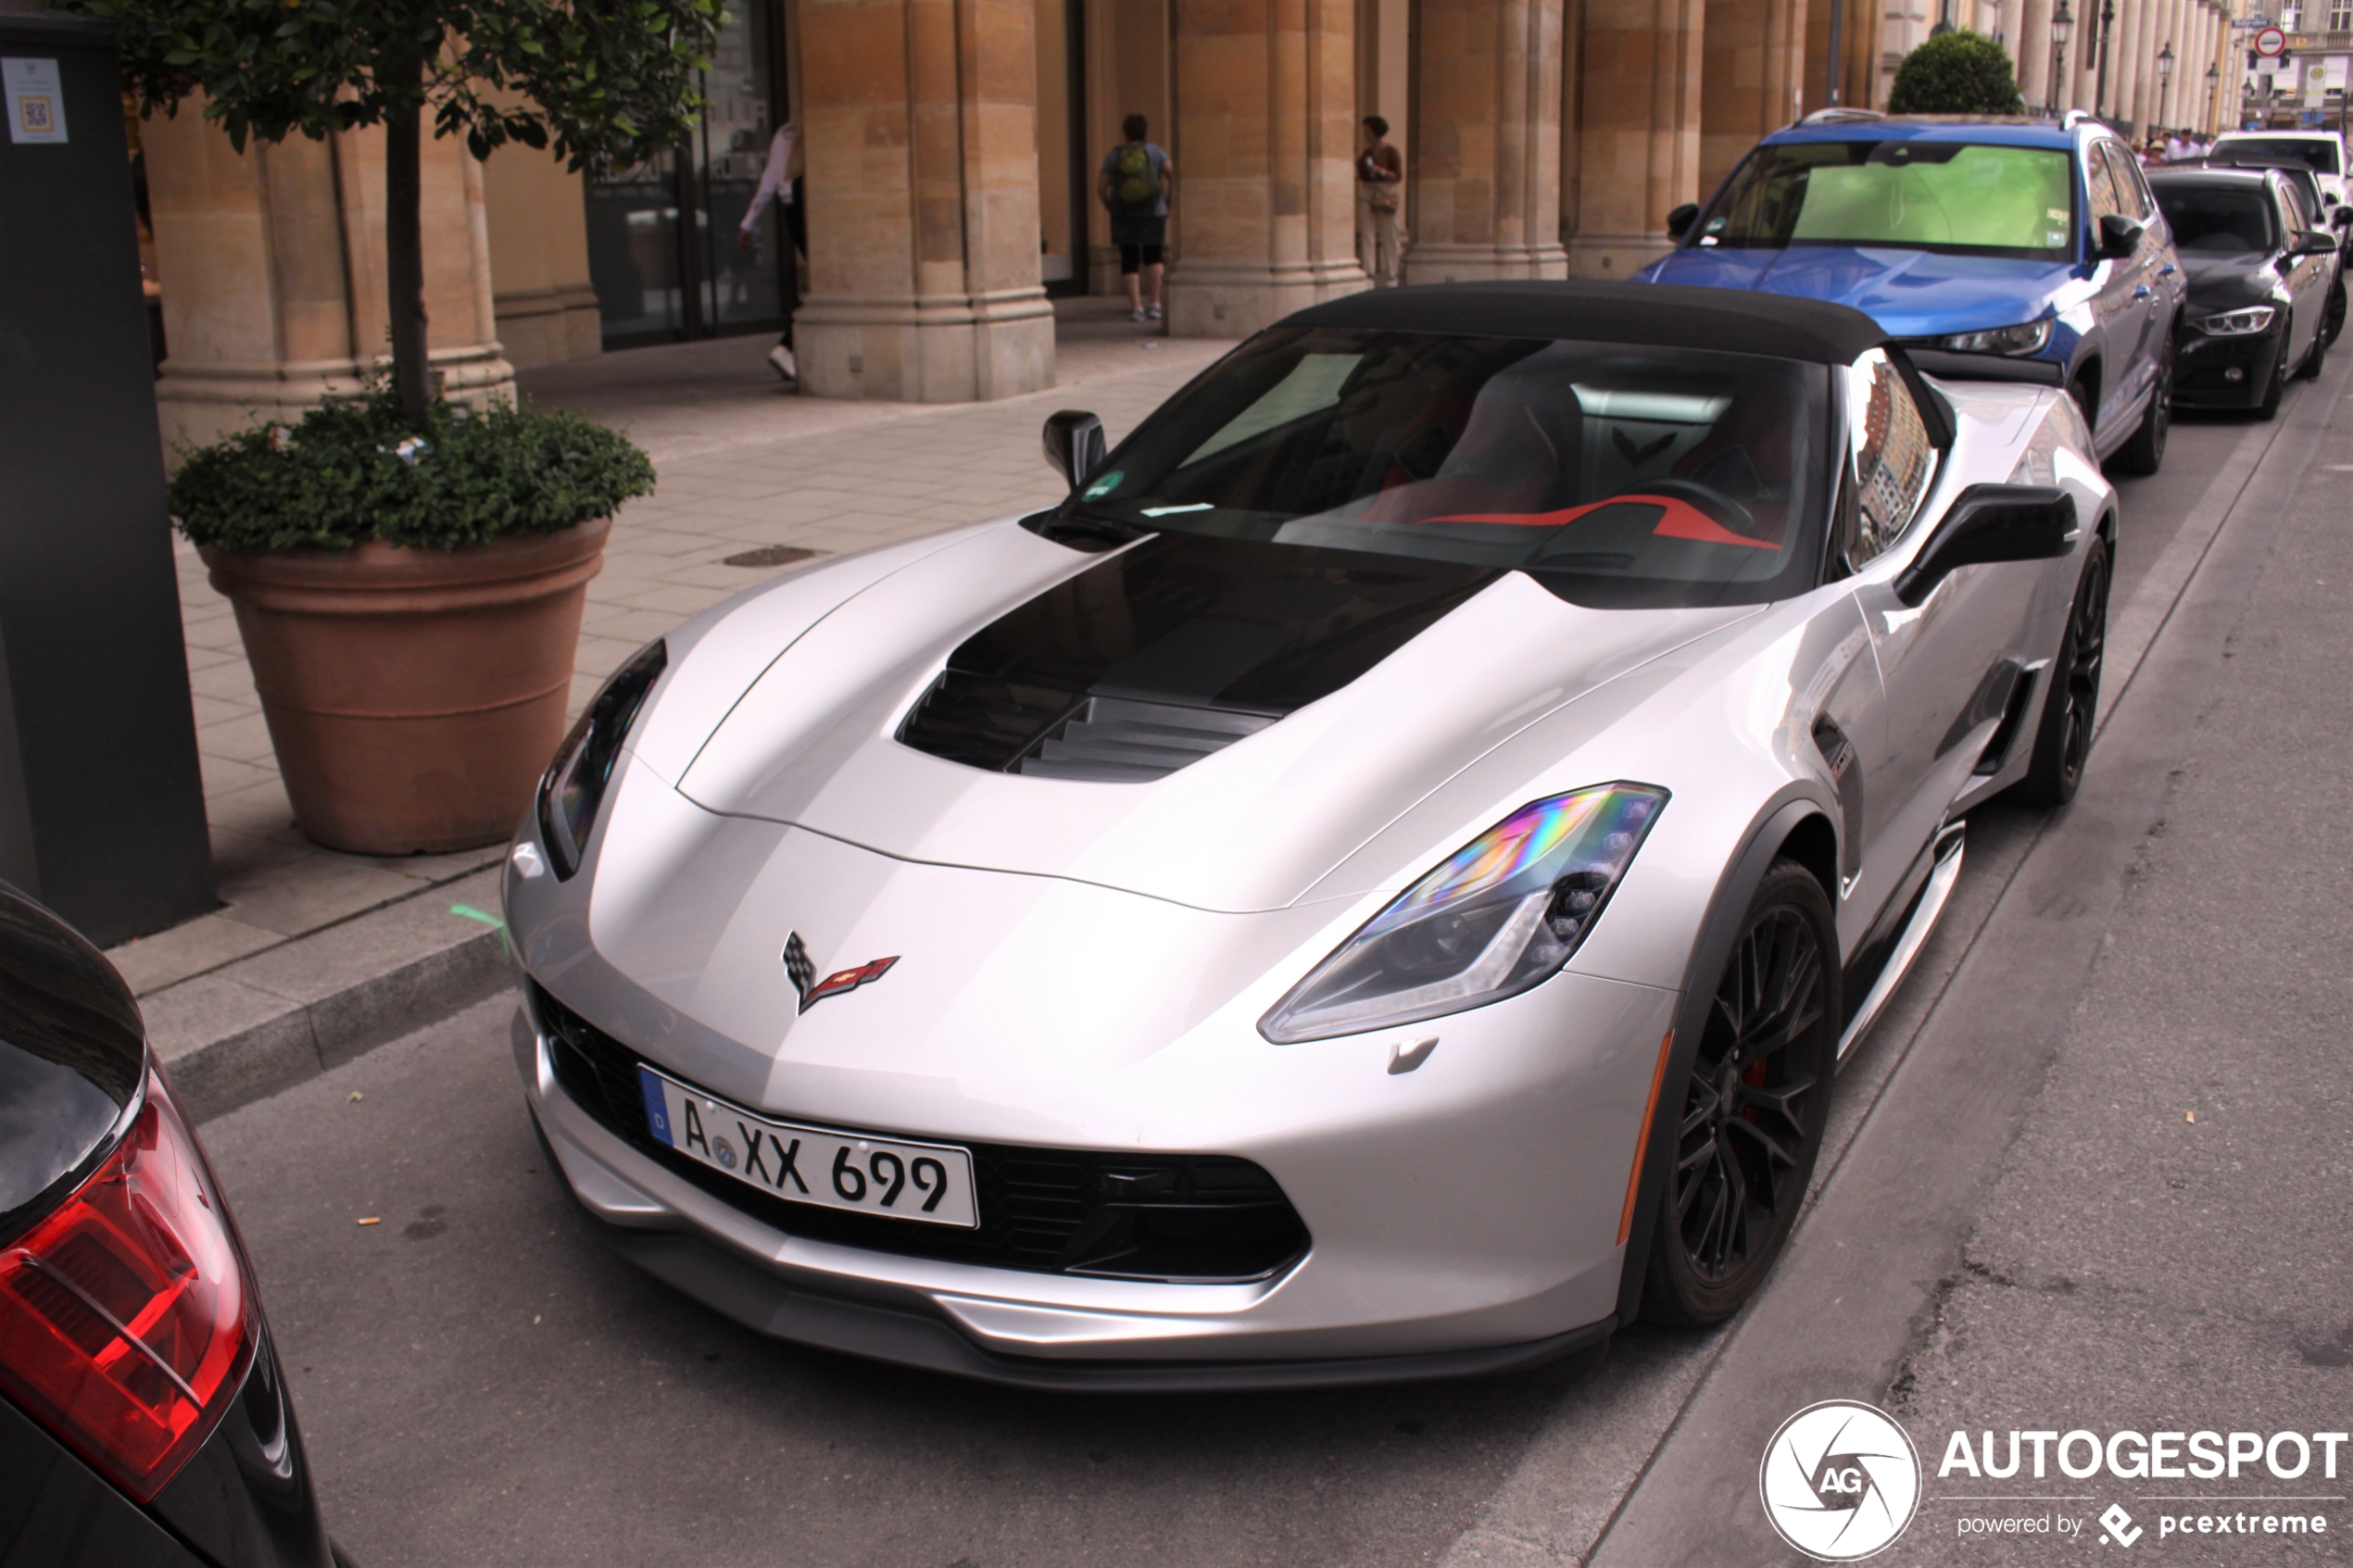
[636,1066,977,1229]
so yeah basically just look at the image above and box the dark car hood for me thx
[2179,249,2288,309]
[1641,245,2083,336]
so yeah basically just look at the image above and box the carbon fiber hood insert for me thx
[897,532,1497,781]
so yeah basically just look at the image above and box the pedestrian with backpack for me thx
[1099,114,1174,321]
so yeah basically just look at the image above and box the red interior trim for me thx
[1421,494,1780,550]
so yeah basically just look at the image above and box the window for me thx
[2153,182,2279,251]
[1843,350,1937,565]
[2086,144,2131,223]
[2333,1,2350,33]
[1060,327,1832,608]
[1697,141,2076,258]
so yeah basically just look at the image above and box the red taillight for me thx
[0,1072,255,1500]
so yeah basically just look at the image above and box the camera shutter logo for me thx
[1758,1400,1922,1561]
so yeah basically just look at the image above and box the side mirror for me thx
[2297,228,2340,254]
[2096,212,2145,259]
[1667,203,1700,240]
[1894,484,2078,607]
[1042,410,1107,489]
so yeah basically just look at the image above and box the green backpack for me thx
[1113,144,1159,212]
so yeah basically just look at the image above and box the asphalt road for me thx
[192,364,2353,1568]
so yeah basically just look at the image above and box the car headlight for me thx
[1937,320,2055,356]
[1259,784,1667,1044]
[2193,306,2276,336]
[537,640,667,878]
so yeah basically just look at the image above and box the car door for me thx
[2274,177,2328,363]
[1841,351,2038,913]
[2095,141,2166,419]
[2112,154,2183,355]
[2082,143,2154,446]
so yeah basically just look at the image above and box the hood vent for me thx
[895,532,1495,784]
[898,673,1275,784]
[1022,696,1276,783]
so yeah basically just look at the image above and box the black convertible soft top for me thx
[1278,280,1892,367]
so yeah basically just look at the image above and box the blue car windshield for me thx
[1697,140,2078,260]
[1050,328,1830,609]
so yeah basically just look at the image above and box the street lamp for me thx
[2158,41,2177,132]
[2206,59,2221,135]
[2095,0,2116,116]
[2051,0,2075,113]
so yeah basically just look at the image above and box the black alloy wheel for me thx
[2327,277,2346,346]
[2302,315,2330,380]
[1642,860,1836,1326]
[2018,538,2110,808]
[2113,332,2172,476]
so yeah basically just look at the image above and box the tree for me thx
[1886,31,2028,116]
[69,0,725,429]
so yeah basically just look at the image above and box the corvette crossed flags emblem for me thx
[783,931,900,1014]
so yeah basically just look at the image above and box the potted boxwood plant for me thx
[69,0,722,850]
[170,393,654,853]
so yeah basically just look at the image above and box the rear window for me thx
[1697,140,2077,259]
[2217,136,2342,175]
[1058,328,1831,608]
[2153,182,2278,252]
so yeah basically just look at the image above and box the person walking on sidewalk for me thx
[737,118,805,383]
[1357,116,1404,287]
[1099,114,1173,322]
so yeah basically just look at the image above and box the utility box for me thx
[0,2,214,947]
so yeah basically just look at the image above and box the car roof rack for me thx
[1800,107,1887,124]
[2060,109,2102,129]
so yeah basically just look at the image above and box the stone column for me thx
[2131,0,2161,128]
[144,107,513,454]
[1408,0,1570,279]
[1567,0,1704,276]
[483,150,600,368]
[1164,0,1368,336]
[795,0,1055,400]
[1697,0,1806,198]
[1804,0,1881,110]
[2018,0,2055,110]
[2108,0,2141,123]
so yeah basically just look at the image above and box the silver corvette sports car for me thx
[506,282,2112,1389]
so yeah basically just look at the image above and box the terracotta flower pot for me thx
[202,519,610,856]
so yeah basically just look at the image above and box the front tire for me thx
[2301,319,2329,380]
[2112,332,2172,476]
[2016,538,2110,808]
[1642,860,1837,1327]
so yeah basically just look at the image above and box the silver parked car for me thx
[504,282,2113,1388]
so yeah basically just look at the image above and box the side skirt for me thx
[1837,821,1966,1063]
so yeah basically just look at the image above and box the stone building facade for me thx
[136,0,2242,441]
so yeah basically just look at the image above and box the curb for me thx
[142,864,516,1123]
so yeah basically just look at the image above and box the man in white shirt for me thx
[736,119,803,382]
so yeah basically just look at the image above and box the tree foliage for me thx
[1886,31,2027,116]
[65,0,724,166]
[62,0,724,430]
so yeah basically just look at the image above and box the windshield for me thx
[1051,328,1829,608]
[1696,140,2076,259]
[2218,136,2342,175]
[2153,183,2278,252]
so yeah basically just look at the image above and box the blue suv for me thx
[1635,110,2187,474]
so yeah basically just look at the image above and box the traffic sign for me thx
[2257,25,2287,56]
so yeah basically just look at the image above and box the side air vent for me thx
[1021,696,1276,783]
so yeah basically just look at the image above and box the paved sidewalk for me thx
[123,307,1233,1110]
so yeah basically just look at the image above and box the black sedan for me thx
[0,884,342,1567]
[2149,167,2338,419]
